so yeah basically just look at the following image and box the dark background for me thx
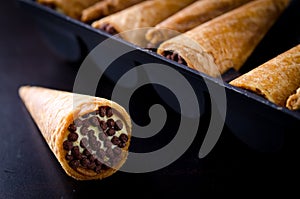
[1,0,299,198]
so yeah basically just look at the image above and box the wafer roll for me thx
[146,0,254,47]
[37,0,102,19]
[157,0,290,77]
[286,88,300,110]
[92,0,196,46]
[19,86,132,180]
[81,0,146,23]
[230,44,300,107]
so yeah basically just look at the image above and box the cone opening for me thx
[161,50,188,66]
[62,105,129,175]
[96,23,119,35]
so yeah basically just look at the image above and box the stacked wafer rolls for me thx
[19,86,132,180]
[230,44,300,109]
[91,0,196,46]
[157,0,290,77]
[81,0,146,23]
[146,0,254,47]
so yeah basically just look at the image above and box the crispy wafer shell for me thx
[91,0,196,46]
[81,0,146,23]
[230,44,300,107]
[19,86,132,180]
[146,0,254,46]
[43,0,102,19]
[286,88,300,110]
[157,0,290,77]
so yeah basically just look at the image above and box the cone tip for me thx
[18,85,31,99]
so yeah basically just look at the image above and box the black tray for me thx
[18,0,300,158]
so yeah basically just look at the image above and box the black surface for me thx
[1,0,300,198]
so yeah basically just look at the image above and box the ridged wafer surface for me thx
[19,86,131,180]
[81,0,145,23]
[92,0,196,45]
[230,44,300,107]
[146,0,253,45]
[157,0,290,77]
[38,0,101,19]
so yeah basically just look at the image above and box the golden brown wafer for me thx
[91,0,196,46]
[38,0,102,19]
[146,0,254,46]
[286,88,300,110]
[19,85,132,180]
[81,0,146,23]
[230,44,300,107]
[157,0,290,77]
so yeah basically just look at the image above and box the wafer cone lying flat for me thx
[81,0,146,23]
[286,88,300,110]
[19,86,132,180]
[157,0,290,77]
[92,0,196,46]
[230,44,300,107]
[146,0,254,46]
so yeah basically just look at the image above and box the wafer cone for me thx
[230,44,300,107]
[81,0,146,23]
[146,0,254,46]
[91,0,196,46]
[19,86,132,180]
[38,0,102,19]
[286,88,300,110]
[157,0,290,77]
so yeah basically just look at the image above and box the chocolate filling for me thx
[98,23,118,35]
[161,51,187,66]
[62,106,129,174]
